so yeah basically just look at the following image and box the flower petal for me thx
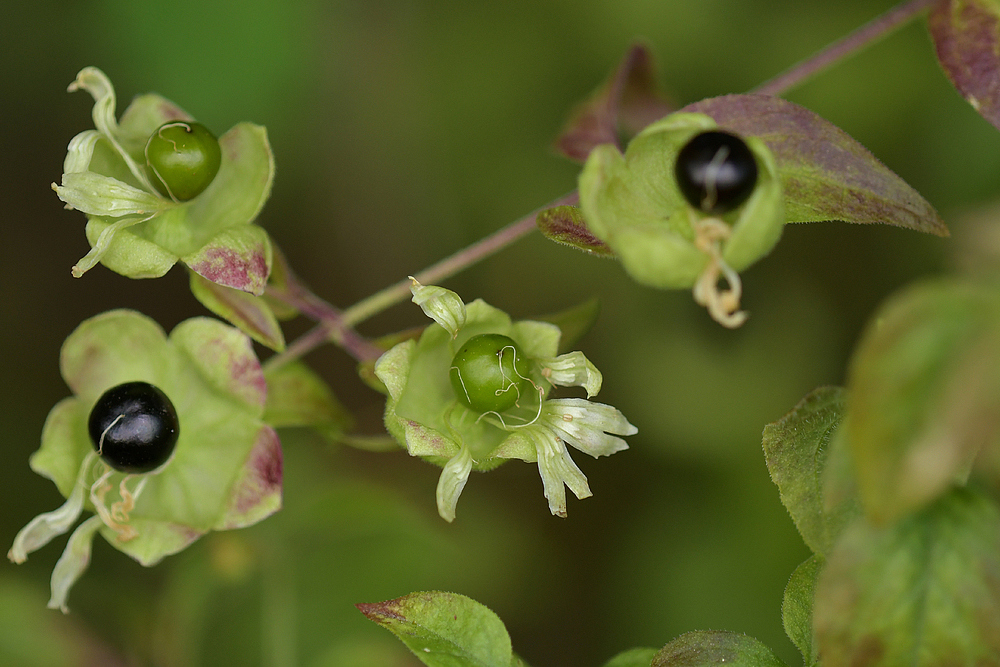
[8,453,94,564]
[529,428,592,518]
[436,446,473,523]
[410,280,466,338]
[542,398,636,458]
[541,351,603,397]
[47,515,103,613]
[55,172,164,217]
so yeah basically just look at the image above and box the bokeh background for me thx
[2,1,998,666]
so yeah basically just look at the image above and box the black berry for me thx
[674,130,758,214]
[88,381,180,474]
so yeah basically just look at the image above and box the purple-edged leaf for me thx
[651,630,787,667]
[183,225,273,295]
[263,361,354,442]
[170,317,267,412]
[682,95,948,236]
[357,591,515,667]
[216,425,283,530]
[537,205,615,257]
[554,43,673,162]
[814,488,1000,667]
[929,0,1000,130]
[189,271,286,351]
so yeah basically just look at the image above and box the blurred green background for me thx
[2,1,998,665]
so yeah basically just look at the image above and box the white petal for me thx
[541,351,603,397]
[542,398,636,458]
[47,515,103,614]
[530,428,591,518]
[436,446,474,523]
[409,279,466,338]
[7,453,93,564]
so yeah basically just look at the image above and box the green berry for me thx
[675,130,758,214]
[88,381,180,474]
[450,334,533,413]
[145,121,222,201]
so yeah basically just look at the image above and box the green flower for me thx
[375,283,636,521]
[578,112,785,327]
[8,310,282,612]
[53,67,275,295]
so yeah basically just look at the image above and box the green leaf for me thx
[682,95,948,237]
[189,271,285,350]
[762,386,860,555]
[651,631,788,667]
[263,360,353,443]
[356,591,514,667]
[782,555,822,667]
[536,206,616,258]
[845,278,1000,523]
[602,647,660,667]
[814,488,1000,666]
[929,0,1000,131]
[553,43,673,162]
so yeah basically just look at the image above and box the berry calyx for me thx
[674,130,758,214]
[87,381,180,474]
[145,121,222,201]
[450,334,533,413]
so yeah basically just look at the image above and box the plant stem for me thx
[751,0,936,97]
[340,190,579,328]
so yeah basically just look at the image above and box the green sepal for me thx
[782,555,823,667]
[263,360,354,444]
[651,631,788,667]
[16,310,282,609]
[356,591,517,667]
[579,112,784,290]
[814,488,1000,666]
[762,386,861,556]
[189,271,285,350]
[844,278,1000,523]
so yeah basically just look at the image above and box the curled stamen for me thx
[691,216,748,328]
[88,465,139,542]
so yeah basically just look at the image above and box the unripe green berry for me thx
[450,334,533,413]
[145,121,222,201]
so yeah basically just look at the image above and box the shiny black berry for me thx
[88,381,180,474]
[674,130,758,214]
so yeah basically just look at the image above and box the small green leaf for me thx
[536,206,616,258]
[263,360,353,443]
[651,631,788,667]
[762,387,860,555]
[356,591,514,667]
[929,0,1000,131]
[845,279,1000,523]
[189,271,285,350]
[553,43,673,162]
[602,647,660,667]
[814,488,1000,666]
[782,555,823,667]
[682,95,948,236]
